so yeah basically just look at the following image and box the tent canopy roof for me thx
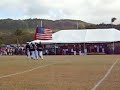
[31,28,120,44]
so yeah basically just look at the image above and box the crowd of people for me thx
[1,43,120,57]
[0,46,25,56]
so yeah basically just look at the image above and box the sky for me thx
[0,0,120,24]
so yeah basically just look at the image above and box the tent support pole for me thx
[55,43,56,55]
[113,42,114,54]
[84,43,85,54]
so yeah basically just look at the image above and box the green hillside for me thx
[0,18,92,33]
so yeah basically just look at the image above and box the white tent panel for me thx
[31,28,120,44]
[52,30,87,43]
[85,29,116,43]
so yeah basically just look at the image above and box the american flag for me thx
[34,26,52,40]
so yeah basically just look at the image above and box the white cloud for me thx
[0,0,120,24]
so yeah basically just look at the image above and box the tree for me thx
[111,17,117,24]
[0,39,3,45]
[14,29,23,36]
[14,29,24,46]
[0,35,3,45]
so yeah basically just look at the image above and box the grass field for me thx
[0,55,120,90]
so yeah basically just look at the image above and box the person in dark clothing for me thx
[25,42,31,59]
[30,43,35,59]
[37,42,43,59]
[34,43,38,60]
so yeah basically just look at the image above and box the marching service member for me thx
[25,42,31,59]
[37,42,44,60]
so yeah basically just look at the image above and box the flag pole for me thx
[41,20,43,27]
